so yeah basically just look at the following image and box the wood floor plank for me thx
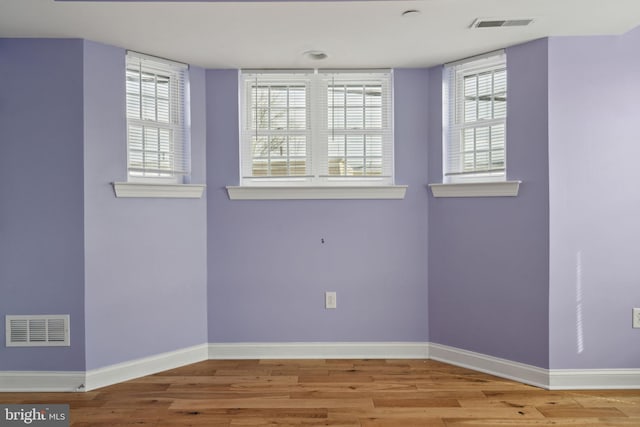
[0,359,637,426]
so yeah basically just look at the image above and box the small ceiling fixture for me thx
[401,9,421,18]
[471,18,534,28]
[304,50,328,61]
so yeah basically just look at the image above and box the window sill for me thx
[428,181,521,198]
[226,185,408,200]
[112,182,206,198]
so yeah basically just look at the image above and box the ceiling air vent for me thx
[471,18,534,28]
[5,315,70,347]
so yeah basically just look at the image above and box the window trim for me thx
[238,69,395,189]
[444,50,507,184]
[226,185,407,200]
[112,182,205,199]
[125,51,189,184]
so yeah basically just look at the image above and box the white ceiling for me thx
[2,0,640,69]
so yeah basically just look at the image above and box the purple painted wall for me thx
[83,41,208,370]
[0,39,86,371]
[428,39,550,368]
[206,69,430,343]
[548,29,640,369]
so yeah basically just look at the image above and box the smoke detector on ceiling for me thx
[471,18,534,28]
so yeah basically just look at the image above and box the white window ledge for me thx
[113,182,205,199]
[429,181,521,198]
[226,185,407,200]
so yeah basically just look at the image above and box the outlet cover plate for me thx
[633,308,640,329]
[325,292,337,309]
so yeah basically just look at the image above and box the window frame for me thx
[239,69,395,188]
[444,51,507,184]
[125,51,189,184]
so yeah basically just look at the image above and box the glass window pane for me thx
[346,107,363,129]
[159,129,171,153]
[289,108,306,129]
[142,96,156,121]
[253,108,269,130]
[347,158,364,176]
[289,136,306,157]
[494,69,507,120]
[462,129,475,152]
[365,85,382,106]
[346,85,363,106]
[157,99,169,123]
[269,136,286,159]
[365,107,382,128]
[252,159,268,176]
[127,94,140,119]
[476,151,490,170]
[328,86,345,107]
[366,158,383,175]
[329,107,344,129]
[270,108,287,129]
[141,73,155,97]
[128,126,143,151]
[328,135,345,157]
[366,136,382,157]
[270,86,287,108]
[476,126,490,152]
[346,136,364,157]
[492,149,505,169]
[143,128,159,151]
[156,75,170,99]
[491,124,505,150]
[289,86,306,108]
[252,136,268,158]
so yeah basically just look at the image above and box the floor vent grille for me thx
[5,315,70,347]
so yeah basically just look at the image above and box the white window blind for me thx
[240,70,393,186]
[444,51,506,183]
[126,51,189,183]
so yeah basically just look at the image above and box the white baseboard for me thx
[429,343,550,389]
[0,371,85,392]
[84,343,208,391]
[208,342,430,360]
[3,342,639,392]
[549,369,640,390]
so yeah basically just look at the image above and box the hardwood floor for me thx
[1,359,640,426]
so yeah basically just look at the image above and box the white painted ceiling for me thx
[2,0,640,69]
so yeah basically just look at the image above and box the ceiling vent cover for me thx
[5,315,70,347]
[471,18,534,28]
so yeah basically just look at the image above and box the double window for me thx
[126,52,189,183]
[444,51,507,183]
[240,70,394,186]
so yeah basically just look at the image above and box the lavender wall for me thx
[206,69,429,343]
[83,41,208,370]
[548,29,640,369]
[0,39,86,371]
[428,39,550,368]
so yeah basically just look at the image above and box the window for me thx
[444,51,506,183]
[126,51,189,183]
[239,70,394,187]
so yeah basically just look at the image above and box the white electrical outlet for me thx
[633,308,640,329]
[325,292,337,309]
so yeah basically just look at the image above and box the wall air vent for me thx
[5,315,70,347]
[471,18,534,28]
